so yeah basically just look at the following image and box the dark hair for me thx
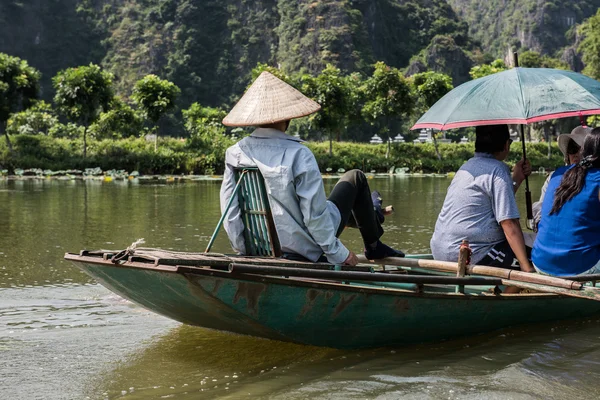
[259,120,290,130]
[550,128,600,214]
[566,139,581,155]
[475,125,510,153]
[563,138,581,164]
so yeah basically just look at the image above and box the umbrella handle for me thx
[525,190,534,230]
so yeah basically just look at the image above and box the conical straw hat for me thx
[223,71,321,127]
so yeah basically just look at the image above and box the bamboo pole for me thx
[228,263,504,286]
[355,256,600,301]
[356,255,583,290]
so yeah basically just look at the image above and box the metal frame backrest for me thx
[205,167,281,257]
[234,168,281,257]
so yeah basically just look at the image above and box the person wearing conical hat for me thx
[220,71,404,265]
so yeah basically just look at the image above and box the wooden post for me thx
[456,240,470,294]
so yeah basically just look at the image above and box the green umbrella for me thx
[412,64,600,228]
[412,67,600,130]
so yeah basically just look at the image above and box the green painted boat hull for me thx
[67,255,600,349]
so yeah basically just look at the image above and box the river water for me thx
[1,175,600,400]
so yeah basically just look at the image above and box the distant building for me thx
[413,128,451,144]
[392,134,405,143]
[369,134,383,144]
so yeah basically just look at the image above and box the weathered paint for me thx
[232,281,267,316]
[68,256,600,349]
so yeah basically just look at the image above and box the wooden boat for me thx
[64,248,600,349]
[65,168,600,348]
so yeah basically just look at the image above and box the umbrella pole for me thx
[518,124,534,229]
[513,52,534,229]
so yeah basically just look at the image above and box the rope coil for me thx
[111,238,145,263]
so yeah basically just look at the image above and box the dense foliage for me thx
[579,9,600,79]
[0,134,565,175]
[0,53,40,151]
[53,64,114,157]
[0,0,478,108]
[3,0,600,174]
[3,0,599,111]
[447,0,600,59]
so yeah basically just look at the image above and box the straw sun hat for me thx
[222,72,321,127]
[557,125,592,156]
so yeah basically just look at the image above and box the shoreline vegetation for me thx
[0,53,576,183]
[0,135,564,178]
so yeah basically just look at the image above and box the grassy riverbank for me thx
[0,135,564,175]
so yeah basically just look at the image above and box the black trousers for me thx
[478,240,532,270]
[328,169,383,245]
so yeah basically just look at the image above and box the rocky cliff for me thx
[0,0,597,107]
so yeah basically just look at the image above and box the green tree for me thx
[579,10,600,80]
[6,101,57,136]
[300,64,355,155]
[519,50,568,69]
[519,51,542,68]
[182,103,227,131]
[132,74,180,151]
[89,98,144,140]
[469,59,507,79]
[411,71,453,160]
[48,123,85,139]
[0,53,40,153]
[250,63,294,85]
[362,62,413,158]
[53,63,114,157]
[182,103,232,173]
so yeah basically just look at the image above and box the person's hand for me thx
[343,251,358,266]
[520,261,536,273]
[522,159,532,177]
[512,158,531,184]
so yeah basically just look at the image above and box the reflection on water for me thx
[91,325,343,399]
[90,318,600,400]
[4,175,600,400]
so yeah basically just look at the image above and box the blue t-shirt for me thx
[532,166,600,276]
[431,153,520,264]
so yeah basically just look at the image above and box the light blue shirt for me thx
[430,153,520,264]
[220,128,349,264]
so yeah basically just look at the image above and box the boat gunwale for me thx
[64,252,565,301]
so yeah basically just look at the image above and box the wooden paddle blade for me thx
[501,280,600,302]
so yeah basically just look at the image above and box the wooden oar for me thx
[225,262,600,301]
[489,279,600,301]
[356,255,582,289]
[356,255,600,301]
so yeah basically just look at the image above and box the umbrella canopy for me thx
[412,67,600,131]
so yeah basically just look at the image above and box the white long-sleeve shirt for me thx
[219,128,349,264]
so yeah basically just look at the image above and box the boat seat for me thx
[206,167,281,257]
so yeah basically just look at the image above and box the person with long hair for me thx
[532,129,600,276]
[531,126,590,232]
